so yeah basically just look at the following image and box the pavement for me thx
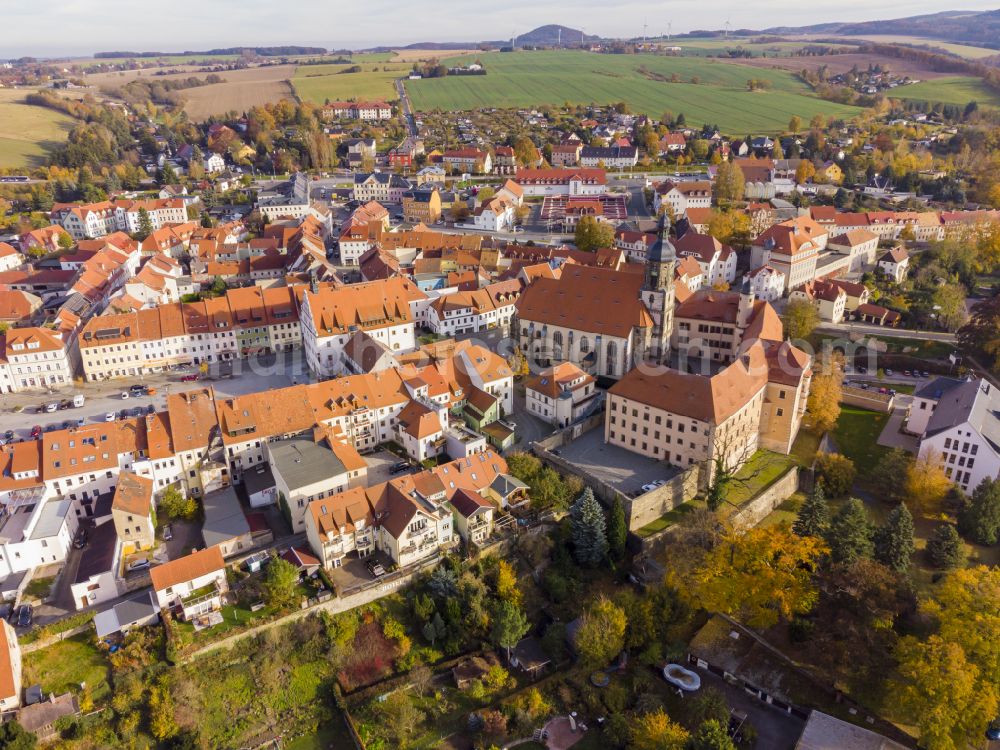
[554,427,677,496]
[816,322,957,344]
[876,405,920,453]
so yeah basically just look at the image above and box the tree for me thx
[713,160,745,204]
[490,599,529,659]
[814,453,856,497]
[874,503,915,573]
[0,721,36,750]
[57,231,74,250]
[570,488,608,566]
[574,214,614,252]
[771,138,784,161]
[958,294,1000,370]
[926,524,964,569]
[957,477,1000,545]
[825,498,873,565]
[788,115,802,133]
[793,485,830,538]
[493,559,521,605]
[706,209,751,248]
[807,358,843,432]
[782,299,820,340]
[158,485,197,519]
[872,449,911,504]
[687,525,826,628]
[378,691,422,746]
[136,207,153,240]
[687,720,736,750]
[575,596,627,668]
[904,453,952,514]
[932,283,969,332]
[630,709,689,750]
[262,558,299,609]
[608,497,627,561]
[889,635,998,750]
[795,160,816,185]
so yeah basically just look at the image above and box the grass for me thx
[831,406,890,476]
[875,336,957,360]
[0,89,75,169]
[759,492,806,528]
[24,575,55,600]
[405,50,863,134]
[23,633,111,702]
[725,449,797,507]
[894,76,1000,107]
[791,427,823,467]
[635,499,702,537]
[292,62,411,103]
[841,35,1000,59]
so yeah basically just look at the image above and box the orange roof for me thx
[112,472,154,516]
[0,622,16,701]
[150,546,225,592]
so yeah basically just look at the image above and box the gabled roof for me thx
[111,472,153,517]
[150,546,225,592]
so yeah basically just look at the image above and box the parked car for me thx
[62,420,74,430]
[129,384,146,395]
[987,719,1000,741]
[105,412,116,422]
[180,374,199,382]
[44,402,58,413]
[126,559,151,572]
[0,603,11,622]
[885,369,894,376]
[73,528,88,549]
[366,560,387,578]
[389,461,410,475]
[72,394,85,408]
[3,430,14,441]
[146,404,155,415]
[120,391,129,400]
[162,525,173,541]
[58,399,72,410]
[30,425,41,438]
[15,604,32,628]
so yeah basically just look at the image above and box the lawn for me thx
[894,76,1000,107]
[0,89,75,169]
[724,449,797,507]
[23,633,112,702]
[405,50,863,134]
[292,62,411,103]
[831,406,890,476]
[635,499,702,537]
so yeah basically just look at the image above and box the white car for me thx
[120,391,129,400]
[105,412,116,422]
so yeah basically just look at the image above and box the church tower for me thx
[643,213,677,362]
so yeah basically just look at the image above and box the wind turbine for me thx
[643,19,649,45]
[724,17,732,39]
[667,21,672,41]
[511,30,517,50]
[557,27,562,47]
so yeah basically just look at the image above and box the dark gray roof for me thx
[795,710,908,750]
[268,437,346,492]
[914,376,964,401]
[242,464,276,498]
[354,172,411,188]
[647,213,676,264]
[580,146,638,159]
[74,520,118,583]
[925,378,1000,451]
[201,486,251,548]
[94,591,159,638]
[489,474,528,497]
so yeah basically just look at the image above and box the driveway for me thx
[556,427,679,495]
[876,405,919,453]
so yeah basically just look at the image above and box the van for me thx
[72,394,85,408]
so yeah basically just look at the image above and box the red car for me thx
[30,425,42,438]
[180,374,199,382]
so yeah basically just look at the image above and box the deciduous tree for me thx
[904,453,952,514]
[574,214,615,252]
[262,558,300,609]
[807,359,843,433]
[575,596,627,668]
[490,600,529,659]
[814,453,856,497]
[630,709,689,750]
[713,160,745,205]
[687,720,737,750]
[782,299,820,340]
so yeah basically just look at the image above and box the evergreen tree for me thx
[874,503,915,572]
[793,486,829,538]
[570,488,608,566]
[686,719,736,750]
[490,600,529,659]
[608,497,627,561]
[136,207,153,240]
[926,524,964,569]
[957,477,1000,545]
[825,498,873,565]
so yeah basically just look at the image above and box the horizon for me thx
[6,1,1000,59]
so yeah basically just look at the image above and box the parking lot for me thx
[555,428,680,496]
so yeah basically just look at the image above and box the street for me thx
[816,322,957,344]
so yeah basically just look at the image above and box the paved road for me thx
[816,322,957,344]
[394,78,418,137]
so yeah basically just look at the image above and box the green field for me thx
[0,89,74,169]
[893,75,1000,107]
[292,61,411,103]
[845,35,1000,60]
[405,50,863,133]
[665,37,855,57]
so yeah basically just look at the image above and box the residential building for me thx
[0,243,26,273]
[449,488,495,545]
[912,378,999,493]
[751,216,828,292]
[827,229,879,274]
[579,145,638,168]
[0,498,78,579]
[321,101,392,121]
[427,280,521,337]
[674,232,737,288]
[550,143,582,166]
[352,173,412,204]
[524,361,598,427]
[789,279,848,324]
[149,546,228,620]
[512,168,607,197]
[472,195,515,232]
[256,172,311,222]
[402,188,442,224]
[0,619,21,711]
[201,485,253,558]
[304,486,376,568]
[878,246,910,283]
[0,327,74,394]
[0,289,43,326]
[93,591,160,639]
[743,266,785,302]
[442,149,492,175]
[111,472,155,552]
[69,520,122,610]
[653,180,712,216]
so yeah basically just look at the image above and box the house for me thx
[0,327,75,394]
[0,289,42,325]
[878,246,909,283]
[914,378,999,493]
[268,435,368,533]
[524,361,598,427]
[496,179,524,207]
[551,143,582,166]
[93,590,160,638]
[304,486,376,568]
[149,546,229,621]
[510,637,551,674]
[0,243,26,273]
[472,195,514,232]
[789,279,848,324]
[396,400,447,462]
[0,618,20,711]
[658,132,687,155]
[402,188,442,224]
[854,303,901,327]
[0,498,79,579]
[816,161,844,184]
[69,520,122,610]
[204,153,225,174]
[201,486,253,558]
[17,693,80,743]
[449,488,495,544]
[111,472,156,552]
[827,279,870,313]
[827,229,879,274]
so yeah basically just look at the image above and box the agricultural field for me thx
[837,34,1000,59]
[894,75,1000,107]
[292,61,411,103]
[664,36,856,57]
[388,48,483,62]
[179,66,297,119]
[0,88,75,169]
[738,52,953,81]
[406,50,863,134]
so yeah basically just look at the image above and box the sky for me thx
[5,0,1000,58]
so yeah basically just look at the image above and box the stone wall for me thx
[728,467,801,529]
[841,386,894,414]
[625,466,700,532]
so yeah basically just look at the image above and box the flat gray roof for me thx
[201,486,251,548]
[795,710,908,750]
[268,437,346,492]
[29,499,72,540]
